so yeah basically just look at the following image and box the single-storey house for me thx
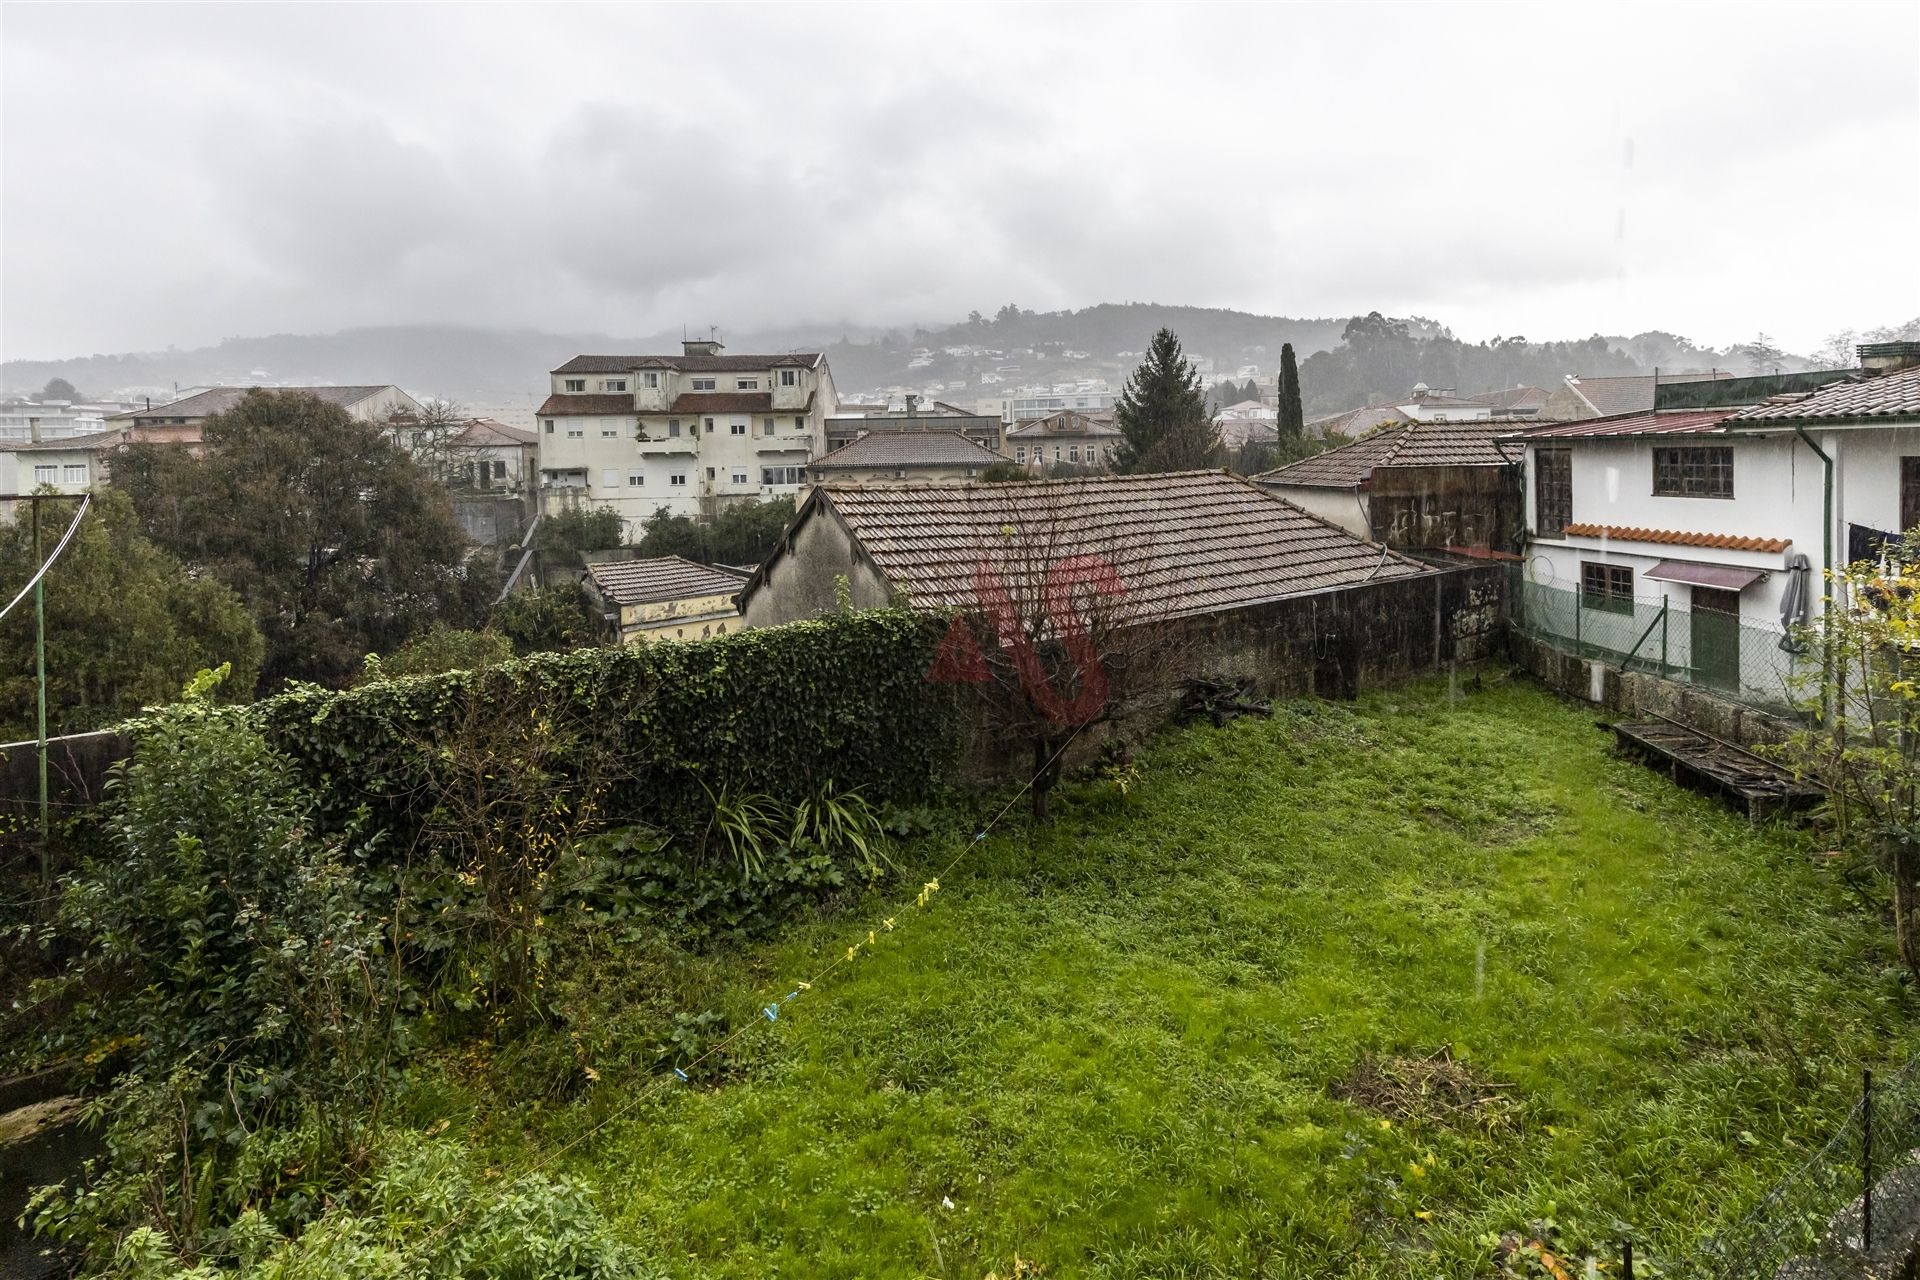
[736,469,1434,631]
[581,556,750,643]
[1253,418,1525,553]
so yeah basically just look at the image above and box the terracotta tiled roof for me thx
[808,430,1007,470]
[4,427,127,453]
[554,353,822,375]
[450,418,537,447]
[668,392,774,414]
[1559,371,1736,418]
[1254,419,1521,489]
[536,393,634,417]
[1559,523,1790,553]
[760,470,1432,622]
[584,556,749,607]
[1006,410,1122,439]
[1512,408,1738,439]
[1728,366,1920,424]
[107,385,399,422]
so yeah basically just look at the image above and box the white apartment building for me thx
[536,339,838,536]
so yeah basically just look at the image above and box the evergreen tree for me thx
[1112,328,1221,473]
[1278,343,1305,444]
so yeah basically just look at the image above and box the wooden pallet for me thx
[1611,719,1824,820]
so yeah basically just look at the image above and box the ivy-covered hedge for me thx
[248,609,958,841]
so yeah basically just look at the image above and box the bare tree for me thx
[929,484,1192,821]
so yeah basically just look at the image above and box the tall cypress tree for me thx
[1112,328,1220,473]
[1278,343,1304,440]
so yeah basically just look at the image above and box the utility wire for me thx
[0,494,91,624]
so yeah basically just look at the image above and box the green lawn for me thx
[451,673,1914,1278]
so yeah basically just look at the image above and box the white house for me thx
[535,338,839,537]
[0,428,122,522]
[1512,344,1920,702]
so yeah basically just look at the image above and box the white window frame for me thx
[691,377,716,391]
[762,418,775,436]
[731,469,749,485]
[730,421,746,436]
[564,378,586,392]
[736,378,759,390]
[667,419,681,437]
[669,472,688,487]
[32,464,58,484]
[628,473,644,486]
[644,372,660,388]
[567,425,584,438]
[62,463,87,484]
[780,369,797,387]
[601,424,619,438]
[600,468,620,488]
[604,379,627,392]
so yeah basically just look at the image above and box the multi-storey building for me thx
[535,339,837,535]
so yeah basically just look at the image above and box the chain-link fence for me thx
[1512,573,1810,717]
[1671,1054,1920,1279]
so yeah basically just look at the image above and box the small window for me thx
[605,379,626,392]
[543,420,554,434]
[628,473,644,487]
[780,369,797,387]
[1535,447,1572,536]
[564,378,585,392]
[645,372,660,388]
[730,421,746,436]
[761,465,803,485]
[567,426,584,438]
[706,467,716,479]
[1015,446,1025,463]
[667,419,681,438]
[731,470,748,485]
[1581,562,1634,615]
[670,472,687,487]
[705,418,715,433]
[492,460,507,479]
[601,425,619,438]
[1652,446,1733,498]
[692,377,716,391]
[736,378,759,390]
[794,416,805,430]
[1069,446,1080,463]
[762,418,775,436]
[32,464,58,484]
[64,463,87,484]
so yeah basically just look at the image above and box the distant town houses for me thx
[105,384,424,446]
[0,429,120,520]
[0,397,138,444]
[1005,408,1120,473]
[1509,343,1920,698]
[1307,383,1549,440]
[824,397,1005,453]
[1537,370,1735,422]
[534,338,839,538]
[804,429,1008,489]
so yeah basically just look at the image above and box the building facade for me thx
[1005,409,1121,473]
[106,384,423,446]
[805,430,1008,489]
[536,340,838,537]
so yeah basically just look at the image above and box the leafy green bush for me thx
[27,702,401,1265]
[492,585,601,655]
[360,625,514,681]
[252,608,956,843]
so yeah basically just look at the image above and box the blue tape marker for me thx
[974,831,986,843]
[763,1004,779,1022]
[673,1067,689,1082]
[784,990,798,1003]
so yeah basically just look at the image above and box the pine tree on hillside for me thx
[1113,328,1221,473]
[1278,343,1304,443]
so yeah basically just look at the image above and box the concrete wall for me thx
[738,504,894,627]
[1263,484,1371,538]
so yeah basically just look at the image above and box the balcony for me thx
[636,432,698,455]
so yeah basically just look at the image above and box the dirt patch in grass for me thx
[1331,1048,1523,1133]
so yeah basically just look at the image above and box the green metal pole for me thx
[32,497,49,877]
[1660,599,1668,678]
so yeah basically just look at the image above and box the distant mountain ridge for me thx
[0,304,1808,416]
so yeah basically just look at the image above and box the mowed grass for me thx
[461,673,1915,1278]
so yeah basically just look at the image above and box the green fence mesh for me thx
[1512,573,1809,716]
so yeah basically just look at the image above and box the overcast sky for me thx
[3,1,1916,361]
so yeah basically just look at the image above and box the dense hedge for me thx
[247,609,958,841]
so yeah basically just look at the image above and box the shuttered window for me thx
[1535,448,1571,535]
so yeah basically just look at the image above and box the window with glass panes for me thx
[1652,446,1733,498]
[1534,447,1571,535]
[1581,562,1634,614]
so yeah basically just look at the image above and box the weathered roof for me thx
[584,556,750,607]
[1475,385,1551,413]
[1727,366,1920,425]
[1006,410,1122,438]
[1559,371,1735,418]
[449,418,537,448]
[1254,419,1521,489]
[758,470,1431,622]
[1559,523,1791,554]
[4,427,126,453]
[1309,403,1412,438]
[1512,408,1739,439]
[808,430,1007,470]
[554,353,821,375]
[106,385,398,422]
[536,393,634,417]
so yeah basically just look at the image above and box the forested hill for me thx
[2,305,1801,417]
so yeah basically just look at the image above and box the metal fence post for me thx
[1864,1067,1874,1251]
[1622,1238,1633,1280]
[1659,600,1668,678]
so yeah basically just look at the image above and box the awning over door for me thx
[1642,559,1767,591]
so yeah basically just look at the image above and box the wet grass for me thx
[445,671,1915,1277]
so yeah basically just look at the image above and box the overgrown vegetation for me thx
[634,500,797,569]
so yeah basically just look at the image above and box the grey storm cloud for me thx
[2,0,1916,360]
